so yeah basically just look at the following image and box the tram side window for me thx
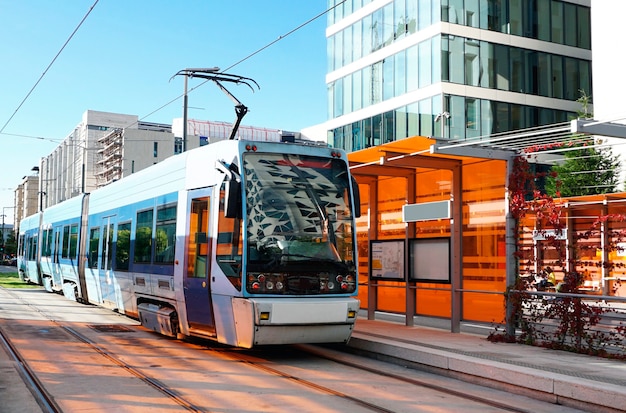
[217,183,243,290]
[116,222,131,271]
[88,227,100,269]
[69,224,78,259]
[135,209,154,264]
[29,235,38,261]
[42,229,52,258]
[62,225,70,258]
[187,198,209,278]
[155,205,176,264]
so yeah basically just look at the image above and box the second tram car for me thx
[17,139,361,348]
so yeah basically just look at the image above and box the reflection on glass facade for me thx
[329,34,591,120]
[327,0,590,151]
[329,95,574,150]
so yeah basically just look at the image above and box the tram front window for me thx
[243,152,357,295]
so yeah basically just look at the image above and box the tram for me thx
[17,139,361,348]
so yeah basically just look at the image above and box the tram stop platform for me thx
[348,312,626,413]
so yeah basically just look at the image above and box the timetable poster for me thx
[370,240,404,280]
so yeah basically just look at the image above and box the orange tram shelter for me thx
[347,136,626,333]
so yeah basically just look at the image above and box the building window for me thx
[153,142,158,158]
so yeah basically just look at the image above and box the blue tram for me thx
[17,139,361,348]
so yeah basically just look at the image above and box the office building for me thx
[326,0,591,150]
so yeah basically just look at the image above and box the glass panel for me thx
[382,111,394,143]
[353,70,362,111]
[537,52,550,97]
[564,57,578,101]
[395,0,407,40]
[551,55,563,99]
[88,227,99,269]
[187,198,209,279]
[395,107,408,140]
[344,72,353,113]
[343,26,353,66]
[450,36,464,84]
[371,8,383,51]
[407,103,419,137]
[407,0,418,34]
[383,56,394,101]
[495,44,509,91]
[481,100,494,136]
[418,0,432,29]
[494,101,509,133]
[418,39,432,87]
[62,225,70,258]
[551,0,563,44]
[116,222,131,271]
[479,41,495,89]
[466,98,480,138]
[371,61,383,104]
[419,98,433,137]
[335,30,344,69]
[509,0,522,36]
[333,78,343,117]
[362,66,372,107]
[407,45,418,91]
[446,0,464,24]
[382,2,394,47]
[465,39,480,86]
[466,0,479,28]
[217,183,243,289]
[155,205,177,264]
[69,224,78,259]
[448,95,465,140]
[105,223,114,271]
[579,60,591,101]
[372,114,382,146]
[352,121,365,151]
[352,21,362,61]
[243,153,356,295]
[510,104,523,130]
[564,3,577,47]
[432,35,441,83]
[577,6,591,49]
[362,14,373,56]
[537,0,550,41]
[394,50,406,97]
[510,47,524,93]
[363,117,372,147]
[135,209,153,264]
[525,50,537,95]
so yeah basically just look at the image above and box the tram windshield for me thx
[243,152,357,295]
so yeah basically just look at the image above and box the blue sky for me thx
[0,0,331,223]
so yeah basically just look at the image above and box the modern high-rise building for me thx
[325,0,592,151]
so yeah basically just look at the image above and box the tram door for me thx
[183,189,215,332]
[98,216,116,308]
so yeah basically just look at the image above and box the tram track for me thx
[1,287,585,413]
[0,287,207,413]
[194,342,552,413]
[0,326,61,413]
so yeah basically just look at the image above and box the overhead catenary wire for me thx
[0,0,100,137]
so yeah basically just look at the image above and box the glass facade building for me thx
[326,0,592,151]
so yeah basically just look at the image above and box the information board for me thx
[370,240,405,280]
